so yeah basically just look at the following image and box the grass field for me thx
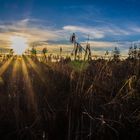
[0,56,140,140]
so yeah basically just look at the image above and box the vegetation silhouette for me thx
[0,52,140,140]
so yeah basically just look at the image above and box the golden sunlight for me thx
[10,36,28,55]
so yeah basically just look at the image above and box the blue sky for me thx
[0,0,140,54]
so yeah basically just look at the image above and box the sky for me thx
[0,0,140,55]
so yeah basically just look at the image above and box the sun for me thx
[10,36,28,55]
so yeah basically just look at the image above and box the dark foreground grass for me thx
[68,60,89,71]
[0,57,140,140]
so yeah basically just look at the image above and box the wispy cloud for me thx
[0,18,140,55]
[0,19,65,49]
[63,25,105,39]
[63,25,131,40]
[130,26,140,33]
[81,41,116,48]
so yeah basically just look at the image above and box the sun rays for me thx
[25,56,47,84]
[0,55,48,114]
[21,58,37,112]
[0,57,13,76]
[0,55,49,113]
[0,56,38,112]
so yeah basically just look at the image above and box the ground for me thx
[0,56,140,140]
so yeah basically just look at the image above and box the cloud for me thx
[0,18,139,55]
[81,41,116,48]
[130,26,140,33]
[0,19,65,50]
[63,25,131,40]
[63,25,105,39]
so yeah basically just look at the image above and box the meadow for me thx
[0,56,140,140]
